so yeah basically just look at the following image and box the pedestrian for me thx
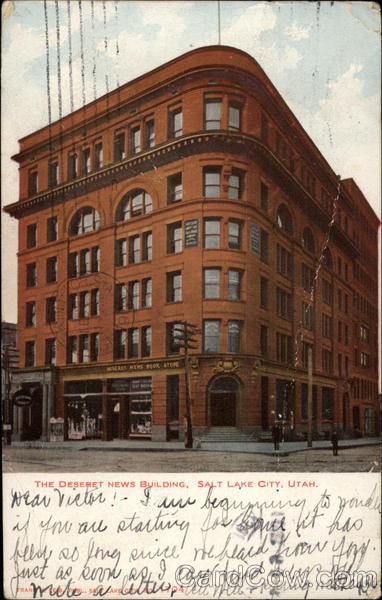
[272,422,280,451]
[331,430,339,456]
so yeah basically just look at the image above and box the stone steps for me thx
[200,427,251,443]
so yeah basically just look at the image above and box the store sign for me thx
[184,219,199,248]
[250,223,260,253]
[106,359,183,373]
[12,390,33,407]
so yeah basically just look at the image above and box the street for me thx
[2,444,380,473]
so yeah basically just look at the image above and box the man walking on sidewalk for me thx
[272,422,281,451]
[331,430,339,456]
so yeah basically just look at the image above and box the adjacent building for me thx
[4,46,379,442]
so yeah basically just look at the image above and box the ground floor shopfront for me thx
[10,356,379,441]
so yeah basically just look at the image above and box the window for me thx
[166,322,184,355]
[67,336,77,364]
[128,281,140,310]
[337,256,342,277]
[45,338,56,366]
[116,190,153,221]
[277,244,293,279]
[227,321,241,353]
[203,168,221,197]
[46,257,57,283]
[142,278,152,308]
[322,387,333,419]
[79,334,89,363]
[69,207,100,236]
[130,126,141,154]
[68,294,78,320]
[301,302,314,330]
[27,224,37,248]
[46,297,57,323]
[166,271,182,303]
[145,120,155,149]
[344,293,348,314]
[360,325,369,342]
[260,325,268,357]
[323,247,333,270]
[68,252,78,278]
[277,204,293,236]
[129,235,140,264]
[301,227,315,254]
[115,239,127,267]
[228,169,244,200]
[301,264,315,292]
[142,326,152,357]
[276,288,292,320]
[68,153,78,180]
[26,302,36,327]
[204,99,221,130]
[79,291,90,318]
[167,173,182,203]
[48,161,59,187]
[204,268,220,299]
[301,342,314,369]
[142,232,152,261]
[203,320,220,352]
[114,330,126,359]
[228,104,241,132]
[338,289,342,311]
[260,277,268,309]
[345,355,349,377]
[322,279,333,305]
[204,219,220,249]
[116,284,127,312]
[90,333,99,361]
[91,289,100,316]
[344,324,348,345]
[260,229,269,263]
[94,142,103,170]
[114,131,126,161]
[260,182,268,211]
[167,222,182,254]
[344,263,349,282]
[168,107,182,138]
[338,320,342,343]
[79,249,90,276]
[91,246,100,272]
[81,148,91,175]
[322,314,333,338]
[360,352,369,368]
[26,263,37,287]
[228,221,241,249]
[261,114,268,144]
[338,353,342,376]
[28,170,38,195]
[128,327,139,358]
[47,216,58,242]
[228,269,241,300]
[25,340,35,368]
[276,333,293,364]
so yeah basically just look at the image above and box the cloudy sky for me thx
[1,1,380,323]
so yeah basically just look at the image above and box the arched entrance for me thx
[209,376,239,427]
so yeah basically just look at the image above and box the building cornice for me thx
[4,131,359,258]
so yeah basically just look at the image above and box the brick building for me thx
[4,46,379,442]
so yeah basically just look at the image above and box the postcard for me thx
[2,2,381,599]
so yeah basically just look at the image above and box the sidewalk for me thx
[7,436,381,456]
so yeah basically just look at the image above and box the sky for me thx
[1,0,381,323]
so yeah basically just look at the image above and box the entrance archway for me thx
[209,376,239,427]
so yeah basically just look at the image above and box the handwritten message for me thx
[3,473,381,599]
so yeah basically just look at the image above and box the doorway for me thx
[209,376,239,427]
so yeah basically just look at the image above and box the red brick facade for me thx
[5,46,379,442]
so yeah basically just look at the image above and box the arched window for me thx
[302,227,315,254]
[116,189,153,221]
[69,207,100,236]
[322,247,333,270]
[277,204,293,236]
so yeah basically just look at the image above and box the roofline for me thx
[341,177,380,223]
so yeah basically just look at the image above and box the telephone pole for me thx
[307,347,313,448]
[174,321,200,448]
